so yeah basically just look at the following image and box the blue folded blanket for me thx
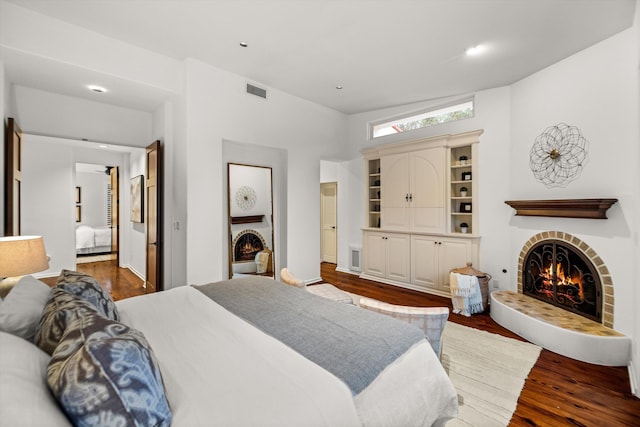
[195,277,424,395]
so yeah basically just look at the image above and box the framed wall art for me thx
[130,175,144,223]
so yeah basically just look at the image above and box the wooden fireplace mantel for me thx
[230,215,264,224]
[504,198,618,219]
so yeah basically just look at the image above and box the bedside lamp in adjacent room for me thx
[0,236,49,298]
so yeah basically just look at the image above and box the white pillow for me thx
[0,331,71,426]
[0,275,52,342]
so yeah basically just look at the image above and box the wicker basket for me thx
[450,262,492,311]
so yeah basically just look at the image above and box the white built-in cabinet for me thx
[361,130,482,297]
[411,235,475,294]
[381,148,445,233]
[362,231,410,283]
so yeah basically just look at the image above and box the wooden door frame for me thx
[109,166,120,265]
[145,140,162,292]
[5,118,22,235]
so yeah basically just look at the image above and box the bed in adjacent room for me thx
[75,224,112,255]
[0,273,458,427]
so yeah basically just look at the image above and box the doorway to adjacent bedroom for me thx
[75,163,119,265]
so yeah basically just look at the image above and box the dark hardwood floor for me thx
[52,260,640,425]
[319,262,640,427]
[41,259,146,300]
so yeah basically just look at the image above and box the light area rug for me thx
[442,322,542,427]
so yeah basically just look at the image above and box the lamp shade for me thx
[0,236,49,277]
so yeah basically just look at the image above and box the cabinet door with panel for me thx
[411,235,473,294]
[438,238,473,293]
[381,148,445,233]
[409,147,445,233]
[380,153,410,231]
[410,235,439,290]
[362,231,410,283]
[362,231,386,278]
[385,233,411,283]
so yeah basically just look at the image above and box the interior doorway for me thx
[75,163,119,264]
[320,182,337,264]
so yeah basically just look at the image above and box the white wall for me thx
[75,170,110,227]
[183,59,348,286]
[128,149,146,279]
[21,134,146,279]
[12,86,152,147]
[22,139,75,275]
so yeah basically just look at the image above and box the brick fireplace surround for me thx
[490,231,631,367]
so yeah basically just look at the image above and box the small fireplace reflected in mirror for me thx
[523,240,602,322]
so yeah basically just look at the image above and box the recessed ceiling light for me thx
[87,85,107,93]
[239,42,248,47]
[336,85,343,90]
[99,144,108,148]
[465,45,485,56]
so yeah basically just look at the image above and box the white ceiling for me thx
[3,0,636,114]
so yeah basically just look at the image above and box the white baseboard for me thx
[629,361,639,397]
[124,264,145,282]
[306,276,323,285]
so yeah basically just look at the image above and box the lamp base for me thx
[0,276,22,299]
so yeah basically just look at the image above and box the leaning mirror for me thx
[227,163,275,279]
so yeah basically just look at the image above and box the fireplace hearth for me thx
[517,231,613,328]
[489,231,629,366]
[523,239,601,322]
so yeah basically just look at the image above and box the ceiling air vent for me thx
[246,83,267,99]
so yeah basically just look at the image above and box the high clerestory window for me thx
[370,99,474,139]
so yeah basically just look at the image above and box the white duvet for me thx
[116,286,457,427]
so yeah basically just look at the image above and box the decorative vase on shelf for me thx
[460,187,468,197]
[459,155,468,166]
[460,222,469,234]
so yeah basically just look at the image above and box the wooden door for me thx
[5,118,22,235]
[109,167,119,264]
[320,182,337,263]
[145,141,162,293]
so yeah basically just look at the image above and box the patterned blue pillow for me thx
[56,269,119,321]
[35,288,100,355]
[48,309,172,427]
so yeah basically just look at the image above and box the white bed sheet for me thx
[117,286,361,427]
[93,226,111,247]
[75,225,111,251]
[117,286,458,427]
[75,225,94,250]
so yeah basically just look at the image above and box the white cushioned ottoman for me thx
[306,283,353,304]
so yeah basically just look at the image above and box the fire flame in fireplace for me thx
[541,262,585,302]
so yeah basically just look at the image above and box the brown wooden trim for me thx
[231,215,264,224]
[505,198,618,219]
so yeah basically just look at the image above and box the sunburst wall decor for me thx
[529,123,589,188]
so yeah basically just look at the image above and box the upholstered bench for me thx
[306,283,354,304]
[280,268,353,304]
[357,297,449,358]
